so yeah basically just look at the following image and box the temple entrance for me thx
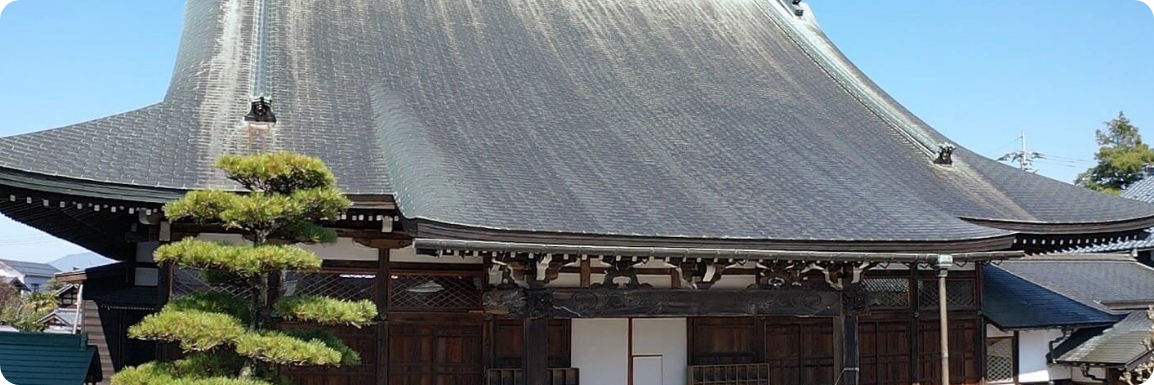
[388,314,485,385]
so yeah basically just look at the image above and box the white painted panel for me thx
[711,274,757,290]
[573,319,629,385]
[390,246,482,264]
[1018,329,1069,382]
[633,356,664,385]
[637,275,673,289]
[135,267,159,287]
[986,324,1012,338]
[136,242,159,263]
[632,318,687,385]
[547,272,582,288]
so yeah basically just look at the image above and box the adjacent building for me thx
[0,258,59,292]
[2,1,1154,385]
[984,255,1154,385]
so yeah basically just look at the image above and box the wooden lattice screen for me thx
[388,272,483,310]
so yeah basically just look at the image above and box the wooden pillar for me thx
[523,315,549,385]
[376,248,391,385]
[839,312,861,385]
[839,273,863,385]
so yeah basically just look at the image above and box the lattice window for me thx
[282,272,376,301]
[918,279,976,308]
[390,274,482,310]
[986,338,1015,384]
[172,268,252,299]
[861,278,911,308]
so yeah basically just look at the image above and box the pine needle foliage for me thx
[114,152,375,385]
[274,296,377,327]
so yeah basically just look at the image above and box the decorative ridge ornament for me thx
[245,96,277,126]
[935,143,956,165]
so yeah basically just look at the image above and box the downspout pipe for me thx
[938,254,953,385]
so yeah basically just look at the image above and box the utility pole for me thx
[998,131,1043,172]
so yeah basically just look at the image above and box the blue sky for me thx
[0,0,1151,262]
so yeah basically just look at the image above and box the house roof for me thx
[1123,177,1154,203]
[0,259,60,279]
[39,308,79,329]
[982,264,1119,330]
[0,331,100,384]
[1055,311,1153,368]
[994,255,1154,314]
[2,0,1153,250]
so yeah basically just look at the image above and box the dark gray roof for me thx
[995,255,1154,314]
[2,0,1153,247]
[1067,178,1154,254]
[982,264,1118,330]
[1055,311,1153,367]
[1123,177,1154,203]
[0,258,60,278]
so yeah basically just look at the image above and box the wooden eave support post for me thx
[523,260,550,385]
[937,255,953,385]
[838,271,861,385]
[376,248,391,385]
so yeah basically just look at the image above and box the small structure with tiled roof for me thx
[983,254,1154,384]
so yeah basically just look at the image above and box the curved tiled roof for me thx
[1,0,1152,248]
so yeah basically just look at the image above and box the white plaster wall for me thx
[1018,329,1070,382]
[711,274,757,290]
[136,241,159,263]
[194,234,483,263]
[1072,366,1108,383]
[987,324,1013,338]
[632,318,688,385]
[572,319,630,385]
[135,267,158,286]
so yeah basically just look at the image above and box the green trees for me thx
[1076,112,1154,194]
[0,281,59,332]
[113,153,377,385]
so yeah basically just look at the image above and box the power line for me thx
[997,131,1044,172]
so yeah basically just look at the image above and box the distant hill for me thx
[49,253,114,272]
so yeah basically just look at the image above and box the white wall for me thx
[1018,329,1070,382]
[571,318,688,385]
[194,234,483,264]
[632,318,688,385]
[573,319,630,385]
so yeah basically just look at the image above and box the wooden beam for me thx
[485,289,841,318]
[579,259,592,288]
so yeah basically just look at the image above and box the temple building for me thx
[2,1,1153,385]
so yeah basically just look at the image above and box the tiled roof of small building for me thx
[1055,311,1153,367]
[982,264,1119,330]
[0,331,100,384]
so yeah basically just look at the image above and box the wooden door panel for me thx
[389,316,485,385]
[281,324,378,385]
[917,319,982,385]
[859,320,912,385]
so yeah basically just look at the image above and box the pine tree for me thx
[113,153,376,385]
[1076,112,1154,194]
